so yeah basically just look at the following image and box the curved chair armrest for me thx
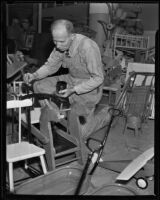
[21,120,49,144]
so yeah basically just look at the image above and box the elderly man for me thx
[24,19,105,139]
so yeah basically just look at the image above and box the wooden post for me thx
[38,3,42,33]
[6,3,9,26]
[32,3,38,32]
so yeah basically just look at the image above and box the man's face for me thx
[13,18,19,24]
[52,26,73,52]
[22,22,29,30]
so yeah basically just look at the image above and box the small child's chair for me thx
[6,99,47,192]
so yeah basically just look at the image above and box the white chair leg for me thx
[8,162,14,192]
[24,160,29,169]
[40,155,47,174]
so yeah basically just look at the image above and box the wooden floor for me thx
[6,115,155,195]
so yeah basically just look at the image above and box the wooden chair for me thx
[32,111,84,171]
[20,102,84,171]
[116,71,155,136]
[6,99,47,192]
[20,102,112,171]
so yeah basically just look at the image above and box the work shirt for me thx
[34,34,104,107]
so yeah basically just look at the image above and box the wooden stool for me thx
[123,115,142,136]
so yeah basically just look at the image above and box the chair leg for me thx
[24,160,29,169]
[40,155,47,174]
[43,143,56,171]
[134,127,139,137]
[75,149,83,165]
[8,162,14,192]
[78,141,88,165]
[122,119,127,135]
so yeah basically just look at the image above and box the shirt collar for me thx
[66,34,85,57]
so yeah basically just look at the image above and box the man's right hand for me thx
[23,73,35,85]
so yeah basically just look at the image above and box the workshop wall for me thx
[42,4,89,24]
[7,3,158,53]
[41,3,158,47]
[139,3,158,47]
[120,3,158,31]
[8,3,158,32]
[119,3,158,47]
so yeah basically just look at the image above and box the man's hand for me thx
[15,51,24,61]
[58,88,75,97]
[23,73,35,85]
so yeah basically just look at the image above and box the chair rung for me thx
[55,147,80,157]
[55,157,80,167]
[7,99,32,109]
[103,86,118,92]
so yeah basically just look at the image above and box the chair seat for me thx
[7,142,45,162]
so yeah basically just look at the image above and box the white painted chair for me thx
[6,99,47,192]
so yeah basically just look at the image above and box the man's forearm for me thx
[33,49,63,80]
[32,65,54,80]
[74,75,104,94]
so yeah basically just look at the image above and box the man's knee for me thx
[33,77,58,94]
[33,80,41,93]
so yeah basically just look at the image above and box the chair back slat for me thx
[7,99,32,142]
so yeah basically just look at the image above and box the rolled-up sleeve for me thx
[34,49,63,79]
[74,40,104,94]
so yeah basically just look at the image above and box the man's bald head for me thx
[51,19,74,35]
[51,19,75,51]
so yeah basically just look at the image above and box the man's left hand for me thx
[58,88,75,97]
